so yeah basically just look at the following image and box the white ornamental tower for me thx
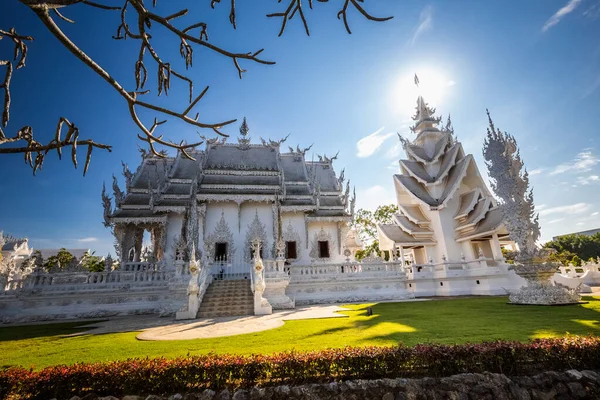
[377,95,510,266]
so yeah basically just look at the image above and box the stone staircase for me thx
[197,279,254,318]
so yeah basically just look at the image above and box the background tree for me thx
[81,251,105,272]
[352,204,397,261]
[1,0,392,174]
[543,233,600,265]
[43,247,73,271]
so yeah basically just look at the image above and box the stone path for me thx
[75,299,430,341]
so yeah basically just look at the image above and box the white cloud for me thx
[539,202,590,216]
[76,237,98,243]
[356,185,396,212]
[536,204,547,211]
[356,127,394,158]
[592,212,599,216]
[550,150,599,175]
[411,5,433,45]
[576,222,586,226]
[548,218,565,224]
[529,168,544,176]
[542,0,583,32]
[577,175,600,185]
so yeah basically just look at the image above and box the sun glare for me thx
[391,68,454,120]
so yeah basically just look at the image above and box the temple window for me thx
[286,241,297,259]
[215,242,228,262]
[318,241,330,258]
[128,248,135,262]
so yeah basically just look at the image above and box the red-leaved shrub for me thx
[2,336,600,400]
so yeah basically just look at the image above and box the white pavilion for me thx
[378,95,511,267]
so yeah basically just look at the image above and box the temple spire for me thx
[237,117,251,149]
[410,96,441,134]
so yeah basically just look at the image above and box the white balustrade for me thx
[289,260,404,280]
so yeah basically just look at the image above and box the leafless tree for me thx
[1,0,392,174]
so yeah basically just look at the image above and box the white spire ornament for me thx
[483,111,579,305]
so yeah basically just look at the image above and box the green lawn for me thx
[2,296,600,369]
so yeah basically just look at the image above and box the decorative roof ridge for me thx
[393,174,437,207]
[399,159,432,185]
[436,154,474,210]
[376,223,438,246]
[403,133,449,164]
[431,143,462,183]
[397,204,431,225]
[454,188,483,220]
[455,208,504,242]
[455,197,493,232]
[393,213,434,235]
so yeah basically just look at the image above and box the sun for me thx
[390,67,455,120]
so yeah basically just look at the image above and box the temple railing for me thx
[121,262,156,272]
[559,263,600,278]
[403,257,508,279]
[289,260,404,280]
[2,269,175,294]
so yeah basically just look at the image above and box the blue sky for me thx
[1,0,600,256]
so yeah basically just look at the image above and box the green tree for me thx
[81,251,105,272]
[571,255,583,267]
[352,204,398,261]
[544,234,600,263]
[546,249,577,266]
[43,248,74,271]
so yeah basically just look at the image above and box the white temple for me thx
[3,100,600,323]
[104,118,357,270]
[378,96,511,270]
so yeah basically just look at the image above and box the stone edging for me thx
[59,369,600,400]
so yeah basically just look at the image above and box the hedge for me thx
[2,336,600,400]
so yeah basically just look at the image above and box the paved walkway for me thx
[75,299,430,341]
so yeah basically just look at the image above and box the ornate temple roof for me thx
[380,93,505,248]
[105,119,355,224]
[378,224,436,247]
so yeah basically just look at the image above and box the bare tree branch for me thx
[2,0,391,174]
[0,118,112,175]
[267,0,392,36]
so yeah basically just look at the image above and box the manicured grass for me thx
[2,296,600,369]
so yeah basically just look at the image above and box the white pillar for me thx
[399,246,406,267]
[490,233,503,260]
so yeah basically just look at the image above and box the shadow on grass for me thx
[301,296,600,347]
[0,320,104,342]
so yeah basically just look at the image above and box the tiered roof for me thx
[107,120,353,224]
[378,95,506,248]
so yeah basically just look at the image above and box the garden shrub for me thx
[2,336,600,400]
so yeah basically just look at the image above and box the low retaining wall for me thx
[57,369,600,400]
[0,284,187,324]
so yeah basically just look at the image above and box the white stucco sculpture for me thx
[483,111,579,305]
[252,239,272,315]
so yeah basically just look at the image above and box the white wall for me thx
[203,202,274,260]
[165,213,184,266]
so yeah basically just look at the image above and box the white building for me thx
[378,95,511,266]
[105,118,356,270]
[4,102,599,324]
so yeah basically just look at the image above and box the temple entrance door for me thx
[209,254,251,281]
